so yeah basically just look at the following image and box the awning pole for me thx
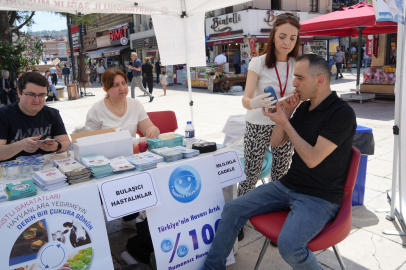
[356,27,365,94]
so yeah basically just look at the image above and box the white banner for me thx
[373,0,405,24]
[98,172,161,222]
[147,156,235,270]
[214,150,246,188]
[400,32,406,221]
[152,13,206,67]
[0,184,113,270]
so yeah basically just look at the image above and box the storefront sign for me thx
[133,36,158,48]
[71,32,80,48]
[373,35,379,58]
[241,51,248,59]
[144,38,151,48]
[98,172,161,221]
[0,184,114,270]
[211,12,241,32]
[109,24,128,42]
[83,33,98,50]
[97,36,110,48]
[366,35,373,57]
[264,10,277,27]
[206,37,243,46]
[146,156,235,270]
[120,37,128,45]
[67,49,71,54]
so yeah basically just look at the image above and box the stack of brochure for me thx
[126,155,157,171]
[6,180,37,200]
[81,155,114,179]
[137,152,165,163]
[110,156,136,173]
[32,168,68,191]
[172,146,200,159]
[0,184,8,202]
[54,158,92,184]
[151,147,183,162]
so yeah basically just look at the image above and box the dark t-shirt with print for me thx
[0,102,67,161]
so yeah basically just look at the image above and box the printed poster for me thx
[373,0,404,24]
[0,184,113,270]
[147,156,235,270]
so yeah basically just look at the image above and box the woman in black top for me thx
[1,70,16,105]
[142,57,154,94]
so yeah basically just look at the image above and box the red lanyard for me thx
[274,61,289,97]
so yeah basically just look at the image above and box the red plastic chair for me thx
[136,110,178,137]
[250,146,361,270]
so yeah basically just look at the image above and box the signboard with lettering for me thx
[83,33,98,50]
[0,184,114,270]
[97,36,110,48]
[132,36,158,48]
[71,32,80,48]
[366,35,373,57]
[372,0,404,24]
[213,150,246,188]
[109,22,134,46]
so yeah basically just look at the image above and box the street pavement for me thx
[47,68,406,269]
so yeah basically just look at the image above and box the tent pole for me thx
[182,12,195,125]
[356,27,365,94]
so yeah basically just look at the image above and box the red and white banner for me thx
[248,38,256,52]
[373,35,379,58]
[366,35,373,57]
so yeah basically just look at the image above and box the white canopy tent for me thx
[0,0,249,124]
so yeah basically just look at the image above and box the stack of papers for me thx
[137,152,165,163]
[54,158,92,184]
[126,155,157,171]
[172,146,200,159]
[151,147,183,162]
[32,168,68,191]
[81,155,114,179]
[6,180,37,200]
[110,156,136,173]
[0,184,8,202]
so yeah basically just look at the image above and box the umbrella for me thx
[300,2,398,92]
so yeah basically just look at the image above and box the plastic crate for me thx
[147,134,184,150]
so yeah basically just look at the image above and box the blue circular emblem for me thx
[177,244,189,257]
[168,165,202,203]
[161,238,174,253]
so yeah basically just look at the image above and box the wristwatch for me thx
[55,141,62,152]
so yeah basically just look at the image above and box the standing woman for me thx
[1,70,16,105]
[239,14,301,204]
[142,57,154,95]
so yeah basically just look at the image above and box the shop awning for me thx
[206,36,244,46]
[102,45,130,57]
[88,47,110,58]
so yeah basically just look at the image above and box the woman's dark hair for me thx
[261,13,301,68]
[17,71,49,92]
[102,68,128,90]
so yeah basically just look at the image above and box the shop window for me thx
[271,0,281,10]
[310,0,319,12]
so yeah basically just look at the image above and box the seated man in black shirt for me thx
[0,72,71,161]
[203,54,357,270]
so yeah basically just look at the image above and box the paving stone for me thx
[238,224,264,248]
[365,159,394,178]
[108,230,137,261]
[364,174,393,193]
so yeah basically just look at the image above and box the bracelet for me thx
[249,99,256,110]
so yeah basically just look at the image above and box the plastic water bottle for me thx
[185,121,195,148]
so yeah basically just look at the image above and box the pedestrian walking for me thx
[49,65,58,86]
[1,70,16,105]
[155,59,161,84]
[62,64,70,85]
[160,71,168,95]
[362,45,370,68]
[333,46,345,79]
[142,57,154,95]
[44,70,59,101]
[96,63,105,84]
[127,52,154,102]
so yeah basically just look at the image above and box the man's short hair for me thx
[222,50,227,54]
[242,60,246,63]
[17,72,49,92]
[297,54,331,83]
[64,64,67,67]
[131,52,137,56]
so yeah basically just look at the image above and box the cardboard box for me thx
[73,130,133,162]
[70,128,116,143]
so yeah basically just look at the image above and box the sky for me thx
[21,12,67,32]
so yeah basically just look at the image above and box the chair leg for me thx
[254,238,270,270]
[332,245,346,270]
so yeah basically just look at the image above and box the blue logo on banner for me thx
[161,238,174,253]
[177,244,189,257]
[169,165,202,203]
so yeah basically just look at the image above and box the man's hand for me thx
[20,135,41,153]
[145,126,160,139]
[283,91,300,116]
[262,102,289,126]
[37,139,58,152]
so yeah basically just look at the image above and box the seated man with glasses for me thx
[0,72,71,161]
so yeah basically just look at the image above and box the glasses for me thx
[22,92,47,100]
[277,14,300,23]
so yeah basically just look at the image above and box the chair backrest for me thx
[308,146,361,250]
[136,111,178,137]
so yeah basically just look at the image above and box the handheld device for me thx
[264,86,278,100]
[37,138,58,143]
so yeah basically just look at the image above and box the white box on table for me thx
[73,130,133,162]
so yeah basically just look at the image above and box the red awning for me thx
[206,36,244,46]
[300,2,397,37]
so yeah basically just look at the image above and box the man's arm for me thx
[37,134,71,153]
[0,135,42,161]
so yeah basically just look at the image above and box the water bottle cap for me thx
[187,121,192,124]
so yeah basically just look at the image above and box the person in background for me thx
[241,60,248,76]
[126,61,133,84]
[142,57,154,95]
[345,47,351,68]
[155,59,161,84]
[96,63,105,85]
[333,46,345,80]
[115,61,124,72]
[0,72,71,161]
[85,68,159,228]
[215,50,227,66]
[351,45,357,54]
[362,44,370,68]
[49,64,58,86]
[1,70,16,105]
[160,71,168,96]
[44,70,59,101]
[62,64,70,85]
[127,52,154,102]
[233,49,241,74]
